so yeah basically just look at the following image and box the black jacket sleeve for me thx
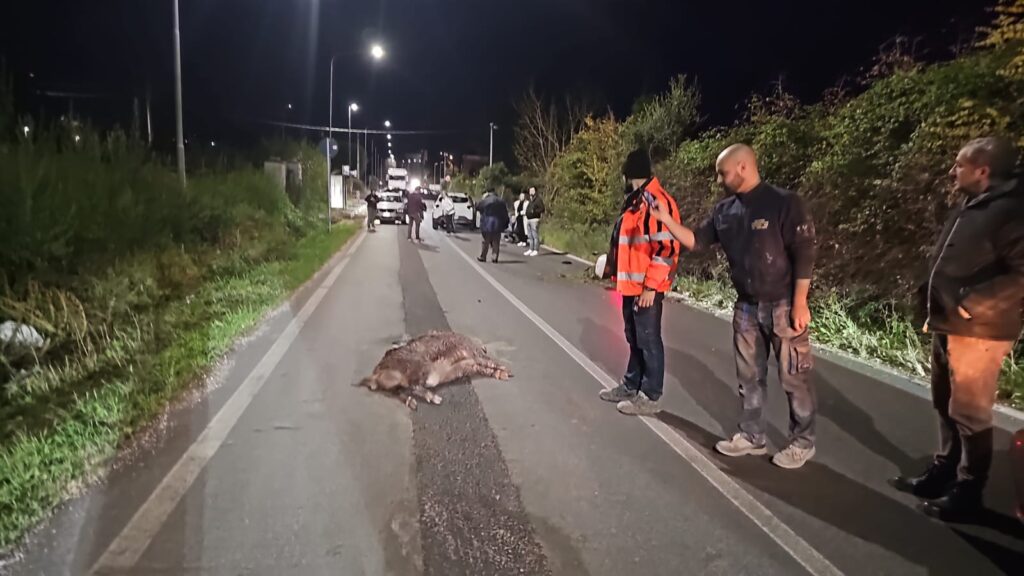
[692,214,719,252]
[960,212,1024,312]
[782,194,816,280]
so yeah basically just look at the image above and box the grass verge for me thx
[0,222,358,551]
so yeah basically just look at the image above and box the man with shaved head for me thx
[890,137,1024,520]
[650,143,819,469]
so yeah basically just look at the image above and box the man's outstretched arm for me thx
[649,201,712,251]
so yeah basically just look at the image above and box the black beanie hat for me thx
[622,148,652,180]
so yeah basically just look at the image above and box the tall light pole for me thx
[348,102,358,172]
[489,122,498,167]
[172,0,186,188]
[327,43,384,227]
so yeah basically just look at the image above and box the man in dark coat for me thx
[406,187,426,242]
[890,137,1024,520]
[364,190,380,232]
[476,190,510,263]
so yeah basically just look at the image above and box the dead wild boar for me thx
[357,330,512,409]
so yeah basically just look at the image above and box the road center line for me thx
[443,235,845,576]
[89,230,367,574]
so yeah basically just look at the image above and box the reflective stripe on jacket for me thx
[615,177,682,296]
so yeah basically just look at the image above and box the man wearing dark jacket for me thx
[650,143,819,469]
[524,187,545,256]
[477,190,510,263]
[890,137,1024,520]
[364,190,380,232]
[406,188,426,242]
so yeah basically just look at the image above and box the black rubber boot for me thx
[921,428,993,521]
[921,480,984,521]
[888,462,957,500]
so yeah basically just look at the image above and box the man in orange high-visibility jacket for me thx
[599,148,682,416]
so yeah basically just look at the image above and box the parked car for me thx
[431,192,476,230]
[376,190,407,224]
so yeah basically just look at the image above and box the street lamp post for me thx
[326,43,384,227]
[172,0,186,188]
[348,102,358,174]
[489,122,498,167]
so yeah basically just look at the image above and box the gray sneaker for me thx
[715,433,768,457]
[772,444,816,469]
[599,384,637,403]
[616,392,661,416]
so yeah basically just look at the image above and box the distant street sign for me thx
[319,137,338,159]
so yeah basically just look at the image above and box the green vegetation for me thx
[0,99,359,548]
[520,0,1024,407]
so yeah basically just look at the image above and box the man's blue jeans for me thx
[733,300,817,448]
[622,293,665,401]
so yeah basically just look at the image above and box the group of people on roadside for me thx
[476,186,546,263]
[512,187,545,256]
[599,137,1023,523]
[362,185,546,263]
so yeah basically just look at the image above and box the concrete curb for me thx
[540,244,1024,427]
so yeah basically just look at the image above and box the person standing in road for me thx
[513,191,529,246]
[598,148,682,416]
[524,186,545,256]
[889,137,1024,520]
[364,190,380,232]
[439,191,456,235]
[648,143,819,469]
[477,190,510,263]
[406,186,426,242]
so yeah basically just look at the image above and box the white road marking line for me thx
[89,231,367,574]
[540,244,594,266]
[444,235,844,576]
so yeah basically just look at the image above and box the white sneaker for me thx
[524,249,533,256]
[530,250,539,256]
[714,433,768,457]
[771,444,816,469]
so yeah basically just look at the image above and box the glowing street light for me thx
[371,44,385,60]
[386,134,392,140]
[384,120,391,128]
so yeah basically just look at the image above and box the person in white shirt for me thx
[513,192,528,246]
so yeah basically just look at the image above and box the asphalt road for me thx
[4,214,1024,575]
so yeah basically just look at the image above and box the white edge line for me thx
[540,244,594,266]
[89,230,367,574]
[448,236,844,576]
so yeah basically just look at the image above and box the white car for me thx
[431,192,476,230]
[376,190,407,224]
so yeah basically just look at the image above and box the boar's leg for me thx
[410,384,443,405]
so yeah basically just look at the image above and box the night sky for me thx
[1,0,997,163]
